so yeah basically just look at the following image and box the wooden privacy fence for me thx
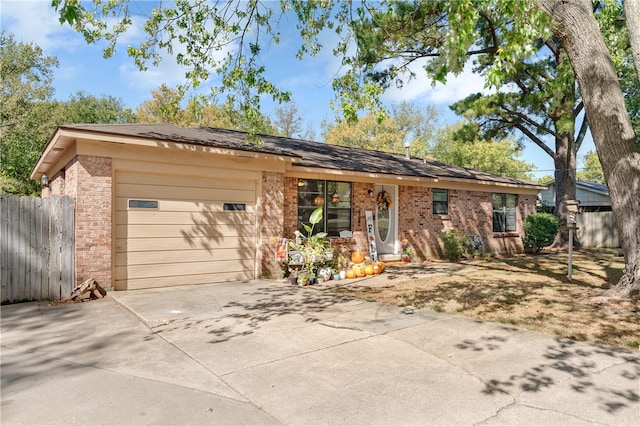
[1,195,74,304]
[576,211,620,248]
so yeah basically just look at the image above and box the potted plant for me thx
[401,239,412,263]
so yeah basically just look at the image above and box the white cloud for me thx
[381,61,489,107]
[1,0,79,51]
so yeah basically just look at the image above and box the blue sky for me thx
[2,0,593,180]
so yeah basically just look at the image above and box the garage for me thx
[114,170,257,290]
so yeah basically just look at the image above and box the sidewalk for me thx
[2,278,638,425]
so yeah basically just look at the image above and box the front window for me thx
[493,193,517,232]
[298,180,352,237]
[432,189,449,214]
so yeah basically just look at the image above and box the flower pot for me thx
[333,273,341,281]
[339,270,347,280]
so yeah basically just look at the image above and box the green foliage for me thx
[442,229,471,261]
[577,150,605,184]
[430,123,534,180]
[1,32,61,195]
[323,101,438,157]
[135,83,276,134]
[522,213,560,254]
[64,91,135,124]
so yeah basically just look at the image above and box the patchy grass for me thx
[331,249,640,349]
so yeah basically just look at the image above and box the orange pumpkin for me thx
[351,251,365,264]
[355,266,367,277]
[374,261,385,272]
[365,265,374,275]
[372,264,381,274]
[346,269,357,279]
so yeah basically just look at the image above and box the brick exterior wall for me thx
[260,172,285,278]
[48,155,113,288]
[277,181,534,268]
[398,186,531,259]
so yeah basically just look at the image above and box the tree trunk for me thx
[625,0,640,82]
[550,131,578,247]
[538,0,640,297]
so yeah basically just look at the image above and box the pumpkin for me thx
[372,264,381,274]
[355,266,367,277]
[374,261,385,272]
[365,265,374,275]
[351,251,365,264]
[346,269,357,279]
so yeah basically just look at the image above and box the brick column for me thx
[67,155,113,288]
[260,171,285,278]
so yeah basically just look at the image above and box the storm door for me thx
[374,184,398,255]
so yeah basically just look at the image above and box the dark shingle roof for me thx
[57,123,540,187]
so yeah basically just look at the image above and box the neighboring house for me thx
[538,180,612,212]
[31,124,543,291]
[538,180,619,247]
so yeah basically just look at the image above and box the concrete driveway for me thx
[2,278,639,425]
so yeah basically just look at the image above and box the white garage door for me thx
[114,171,256,290]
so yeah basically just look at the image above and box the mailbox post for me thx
[565,200,580,281]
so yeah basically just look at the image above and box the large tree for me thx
[537,0,640,296]
[323,101,438,157]
[52,0,640,296]
[1,32,62,195]
[430,124,534,180]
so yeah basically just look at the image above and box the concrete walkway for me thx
[2,278,638,425]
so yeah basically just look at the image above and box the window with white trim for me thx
[492,193,517,232]
[297,180,352,237]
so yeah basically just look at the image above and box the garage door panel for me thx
[118,183,255,203]
[115,237,254,253]
[115,198,256,213]
[115,170,257,290]
[117,270,254,291]
[116,223,254,239]
[115,259,254,280]
[115,210,255,226]
[115,248,253,266]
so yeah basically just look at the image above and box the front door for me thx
[374,184,397,256]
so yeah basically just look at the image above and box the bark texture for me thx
[539,0,640,296]
[625,0,640,81]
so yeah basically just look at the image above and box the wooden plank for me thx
[34,197,48,300]
[27,197,38,300]
[0,196,9,302]
[39,197,51,300]
[48,196,63,300]
[60,196,74,298]
[8,195,22,302]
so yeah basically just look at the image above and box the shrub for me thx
[522,213,560,253]
[442,229,471,261]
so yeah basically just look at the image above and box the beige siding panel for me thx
[115,248,251,266]
[118,183,255,203]
[115,237,254,252]
[115,259,252,280]
[114,198,256,213]
[115,210,254,226]
[115,170,257,290]
[115,223,254,239]
[121,270,254,291]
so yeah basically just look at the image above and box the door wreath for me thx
[377,190,392,210]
